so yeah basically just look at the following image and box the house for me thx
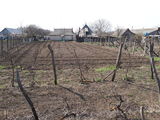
[0,28,22,36]
[121,29,136,39]
[47,28,76,41]
[147,27,160,37]
[132,28,157,36]
[142,27,160,42]
[79,24,95,37]
[0,33,4,40]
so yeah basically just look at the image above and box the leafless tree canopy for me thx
[115,27,124,38]
[24,25,50,38]
[91,19,112,37]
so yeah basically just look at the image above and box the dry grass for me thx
[0,64,160,120]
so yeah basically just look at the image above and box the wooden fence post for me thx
[10,59,15,87]
[16,70,39,120]
[111,38,125,81]
[1,39,3,56]
[48,44,57,85]
[149,40,160,94]
[7,39,9,52]
[140,106,145,120]
[9,39,11,49]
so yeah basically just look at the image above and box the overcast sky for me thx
[0,0,160,31]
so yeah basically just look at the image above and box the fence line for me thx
[0,38,24,56]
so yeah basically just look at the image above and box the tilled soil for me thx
[1,41,159,120]
[0,41,148,70]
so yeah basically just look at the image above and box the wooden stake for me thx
[111,38,125,81]
[16,70,39,120]
[140,106,145,120]
[10,59,15,87]
[149,41,160,94]
[48,44,57,85]
[0,39,3,56]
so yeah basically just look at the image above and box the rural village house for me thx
[79,24,95,37]
[0,28,22,40]
[142,27,160,42]
[147,27,160,38]
[121,29,136,40]
[47,28,76,41]
[132,28,157,36]
[0,28,22,39]
[112,28,136,42]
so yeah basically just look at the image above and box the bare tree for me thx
[91,19,112,37]
[24,25,50,40]
[114,26,124,38]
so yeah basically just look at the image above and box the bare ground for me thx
[0,41,160,120]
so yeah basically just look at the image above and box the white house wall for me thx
[49,36,62,40]
[48,35,76,41]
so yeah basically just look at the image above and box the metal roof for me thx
[49,29,75,36]
[147,27,160,36]
[0,28,22,35]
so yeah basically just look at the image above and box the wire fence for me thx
[0,38,24,56]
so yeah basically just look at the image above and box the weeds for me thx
[95,65,116,73]
[154,57,160,62]
[95,78,102,82]
[146,56,160,62]
[0,65,6,70]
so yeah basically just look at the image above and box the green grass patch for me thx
[156,65,160,69]
[145,56,160,62]
[36,70,47,73]
[22,70,30,75]
[95,65,116,73]
[0,84,6,89]
[95,78,102,82]
[15,65,22,69]
[0,65,6,70]
[154,57,160,62]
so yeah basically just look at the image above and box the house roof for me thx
[112,29,135,37]
[0,28,22,35]
[49,29,75,36]
[121,29,135,37]
[82,24,93,34]
[132,28,157,35]
[147,27,160,36]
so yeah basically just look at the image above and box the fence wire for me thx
[0,38,23,56]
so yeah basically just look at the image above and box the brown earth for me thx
[0,41,160,120]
